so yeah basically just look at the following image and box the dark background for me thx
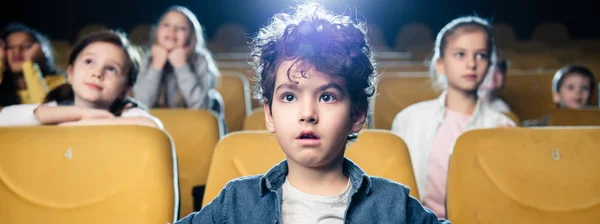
[1,0,597,44]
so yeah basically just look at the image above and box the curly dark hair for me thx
[249,3,376,139]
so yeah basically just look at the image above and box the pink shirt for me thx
[422,109,471,219]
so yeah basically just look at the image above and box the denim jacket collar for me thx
[258,158,373,196]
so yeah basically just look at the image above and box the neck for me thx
[446,86,478,115]
[74,96,110,110]
[286,154,348,196]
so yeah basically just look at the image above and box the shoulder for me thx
[392,99,438,129]
[479,103,516,127]
[368,176,412,196]
[402,99,439,115]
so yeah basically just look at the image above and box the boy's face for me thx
[553,73,592,109]
[264,60,365,169]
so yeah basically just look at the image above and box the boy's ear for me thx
[350,111,367,134]
[66,65,74,84]
[264,103,275,133]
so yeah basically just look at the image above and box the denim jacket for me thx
[176,158,450,224]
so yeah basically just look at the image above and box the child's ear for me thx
[121,86,132,98]
[264,103,275,133]
[435,58,445,77]
[552,91,561,104]
[66,65,74,84]
[350,111,367,134]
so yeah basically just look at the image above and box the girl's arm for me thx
[34,105,114,125]
[132,56,164,107]
[59,107,162,129]
[59,117,158,128]
[22,61,51,104]
[173,53,215,109]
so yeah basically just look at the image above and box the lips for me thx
[84,83,103,91]
[296,130,321,146]
[463,74,477,80]
[11,55,24,63]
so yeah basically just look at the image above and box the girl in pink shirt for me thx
[392,16,514,219]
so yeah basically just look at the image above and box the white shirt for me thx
[485,97,511,114]
[0,102,163,129]
[391,92,515,198]
[281,178,352,224]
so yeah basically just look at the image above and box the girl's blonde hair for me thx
[429,16,497,91]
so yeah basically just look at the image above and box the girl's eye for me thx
[106,66,117,73]
[476,53,489,59]
[85,59,93,64]
[455,52,464,58]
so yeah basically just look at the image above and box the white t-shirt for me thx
[0,102,163,129]
[281,178,352,224]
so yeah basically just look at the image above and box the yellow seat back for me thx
[0,126,178,223]
[373,74,440,129]
[243,108,267,131]
[447,127,600,223]
[548,108,600,126]
[150,109,222,217]
[202,130,419,206]
[215,71,252,132]
[503,111,521,126]
[499,71,556,120]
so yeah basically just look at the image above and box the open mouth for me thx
[296,131,321,146]
[297,131,320,140]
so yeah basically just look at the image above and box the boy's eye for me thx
[281,93,296,102]
[85,59,93,64]
[319,93,337,103]
[454,52,464,58]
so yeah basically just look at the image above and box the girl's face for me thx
[156,11,192,51]
[436,29,490,93]
[68,42,130,109]
[6,31,44,72]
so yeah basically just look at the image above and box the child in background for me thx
[0,30,162,129]
[522,65,596,126]
[176,3,447,224]
[133,6,220,109]
[0,23,65,106]
[479,56,511,113]
[391,16,514,219]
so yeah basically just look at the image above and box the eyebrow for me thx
[275,83,299,92]
[317,82,345,93]
[275,81,345,93]
[451,47,488,52]
[80,52,125,68]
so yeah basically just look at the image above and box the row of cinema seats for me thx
[214,67,600,135]
[1,119,599,223]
